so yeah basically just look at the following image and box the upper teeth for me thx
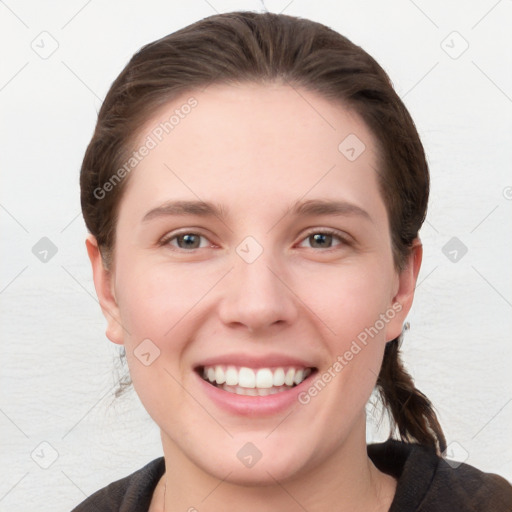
[202,365,312,389]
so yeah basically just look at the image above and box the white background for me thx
[1,0,511,510]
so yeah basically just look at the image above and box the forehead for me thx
[121,83,386,225]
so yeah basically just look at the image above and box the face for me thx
[88,83,419,484]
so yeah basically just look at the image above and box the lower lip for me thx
[195,371,315,416]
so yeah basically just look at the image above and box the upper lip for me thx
[195,352,317,370]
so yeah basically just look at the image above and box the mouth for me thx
[196,365,317,397]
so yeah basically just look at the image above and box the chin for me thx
[203,456,307,487]
[187,433,318,486]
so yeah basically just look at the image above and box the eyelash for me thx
[159,228,350,252]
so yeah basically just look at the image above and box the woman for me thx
[73,11,512,512]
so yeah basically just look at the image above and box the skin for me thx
[87,83,422,512]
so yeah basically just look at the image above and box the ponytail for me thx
[376,336,447,454]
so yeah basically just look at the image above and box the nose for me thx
[217,249,298,334]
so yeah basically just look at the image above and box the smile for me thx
[200,365,315,397]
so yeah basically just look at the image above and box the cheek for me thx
[115,260,217,343]
[116,262,200,425]
[299,260,393,398]
[301,259,393,341]
[113,261,221,408]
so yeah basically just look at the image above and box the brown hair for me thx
[80,11,446,453]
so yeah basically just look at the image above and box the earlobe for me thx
[385,239,423,341]
[85,235,124,345]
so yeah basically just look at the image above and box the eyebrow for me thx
[141,198,371,223]
[142,200,228,223]
[290,199,371,221]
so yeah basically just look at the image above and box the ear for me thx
[85,235,124,345]
[385,238,423,342]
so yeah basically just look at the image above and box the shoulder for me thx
[426,456,512,512]
[70,457,165,512]
[368,440,512,512]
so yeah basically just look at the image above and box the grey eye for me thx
[308,233,334,248]
[172,233,206,249]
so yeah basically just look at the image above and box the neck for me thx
[157,418,396,512]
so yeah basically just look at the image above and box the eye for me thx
[297,229,348,250]
[161,232,212,250]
